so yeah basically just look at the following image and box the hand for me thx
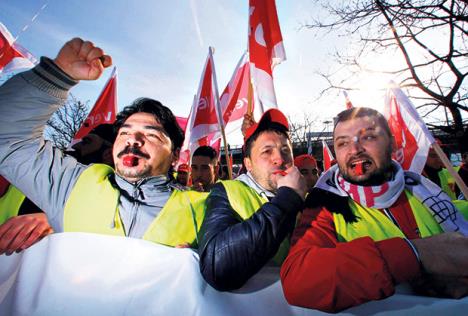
[411,274,468,299]
[411,232,468,277]
[276,166,308,200]
[192,182,205,192]
[0,213,53,255]
[241,113,256,137]
[54,38,112,80]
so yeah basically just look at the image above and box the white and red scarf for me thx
[316,161,468,234]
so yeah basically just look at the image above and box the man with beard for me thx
[198,109,308,291]
[191,146,219,192]
[281,107,468,313]
[0,38,206,249]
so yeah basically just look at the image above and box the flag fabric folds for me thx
[322,140,335,172]
[73,67,118,141]
[219,51,252,135]
[0,22,37,75]
[248,0,285,116]
[179,50,222,166]
[383,82,434,174]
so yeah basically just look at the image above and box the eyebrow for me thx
[334,127,377,141]
[120,124,168,135]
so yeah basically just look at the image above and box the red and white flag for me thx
[73,67,118,141]
[0,22,37,75]
[383,82,434,174]
[219,51,253,135]
[248,0,285,117]
[178,49,223,166]
[343,91,353,109]
[322,140,335,171]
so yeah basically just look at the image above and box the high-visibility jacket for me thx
[334,190,443,242]
[221,180,290,263]
[64,164,207,247]
[0,184,26,225]
[438,168,458,200]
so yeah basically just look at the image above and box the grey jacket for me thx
[0,57,175,238]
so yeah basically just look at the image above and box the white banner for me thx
[0,233,466,315]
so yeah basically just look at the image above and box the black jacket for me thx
[198,182,304,291]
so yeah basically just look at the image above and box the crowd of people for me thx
[0,38,467,313]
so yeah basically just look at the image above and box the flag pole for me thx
[209,47,233,180]
[432,142,468,199]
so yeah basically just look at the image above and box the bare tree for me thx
[44,94,89,150]
[306,0,467,148]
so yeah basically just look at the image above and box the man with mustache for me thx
[0,38,206,249]
[281,107,468,313]
[198,109,308,290]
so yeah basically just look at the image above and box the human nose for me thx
[271,149,285,166]
[349,136,364,154]
[125,132,144,147]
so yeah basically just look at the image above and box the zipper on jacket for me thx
[382,208,401,230]
[127,187,140,236]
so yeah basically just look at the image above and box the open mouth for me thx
[349,159,372,175]
[122,155,140,167]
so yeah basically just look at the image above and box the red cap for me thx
[294,154,317,168]
[244,109,289,143]
[177,164,190,173]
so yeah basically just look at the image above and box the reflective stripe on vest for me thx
[220,180,290,264]
[333,190,443,242]
[0,185,26,225]
[64,164,207,247]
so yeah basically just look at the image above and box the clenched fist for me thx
[54,38,112,80]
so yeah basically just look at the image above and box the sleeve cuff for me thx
[376,237,421,284]
[20,57,78,99]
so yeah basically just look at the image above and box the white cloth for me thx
[1,233,466,316]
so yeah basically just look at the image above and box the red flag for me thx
[73,67,118,140]
[0,22,37,75]
[343,91,353,109]
[383,82,434,174]
[179,48,223,166]
[187,49,221,145]
[176,116,188,132]
[322,140,335,171]
[219,52,253,135]
[248,0,286,115]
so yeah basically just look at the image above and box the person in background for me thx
[175,163,190,187]
[294,154,320,192]
[191,146,219,192]
[423,144,457,199]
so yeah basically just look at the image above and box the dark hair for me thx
[193,145,218,163]
[333,107,392,138]
[114,98,184,153]
[244,122,289,158]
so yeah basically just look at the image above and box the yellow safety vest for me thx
[0,185,26,225]
[334,190,443,242]
[220,180,291,264]
[64,164,207,247]
[438,168,458,200]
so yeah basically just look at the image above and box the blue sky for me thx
[2,0,433,145]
